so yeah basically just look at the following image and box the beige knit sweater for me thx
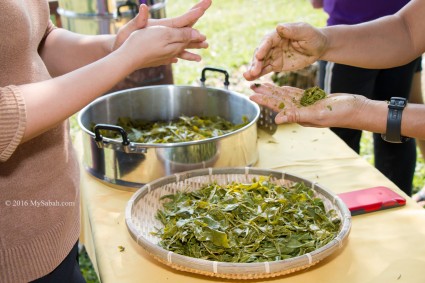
[0,1,80,282]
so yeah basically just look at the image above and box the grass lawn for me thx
[167,0,326,92]
[77,0,424,281]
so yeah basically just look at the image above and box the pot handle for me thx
[200,67,230,89]
[94,124,130,148]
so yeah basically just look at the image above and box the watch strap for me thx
[381,97,409,143]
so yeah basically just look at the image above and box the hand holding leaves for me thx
[250,83,369,129]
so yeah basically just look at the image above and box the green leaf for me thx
[153,178,341,263]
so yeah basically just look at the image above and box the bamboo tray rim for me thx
[125,167,352,279]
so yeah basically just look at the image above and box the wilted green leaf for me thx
[152,177,341,263]
[94,115,249,144]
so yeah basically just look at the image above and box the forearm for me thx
[22,23,207,142]
[21,49,134,142]
[400,104,425,139]
[345,99,387,133]
[40,28,115,77]
[321,16,416,68]
[344,99,425,140]
[321,0,425,68]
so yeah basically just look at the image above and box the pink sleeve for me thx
[0,86,27,162]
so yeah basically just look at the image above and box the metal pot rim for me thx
[78,85,260,148]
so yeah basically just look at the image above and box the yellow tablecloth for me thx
[75,124,425,283]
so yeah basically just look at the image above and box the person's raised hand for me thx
[112,0,211,51]
[112,1,210,61]
[249,83,368,129]
[118,25,207,70]
[244,22,327,81]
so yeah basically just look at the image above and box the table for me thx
[75,124,425,283]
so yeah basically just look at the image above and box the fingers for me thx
[255,34,276,61]
[276,24,289,38]
[275,110,293,124]
[262,83,303,95]
[124,4,149,31]
[168,28,207,44]
[243,70,256,81]
[251,83,304,102]
[249,83,304,111]
[166,58,179,64]
[149,0,212,28]
[135,4,149,29]
[178,7,206,27]
[244,59,263,81]
[244,48,271,81]
[252,83,303,100]
[185,0,212,27]
[112,4,149,51]
[167,39,208,62]
[275,107,318,126]
[186,41,209,49]
[244,32,281,81]
[276,22,326,59]
[156,7,205,28]
[257,64,274,78]
[249,87,283,112]
[163,28,208,62]
[190,0,213,12]
[177,50,202,62]
[276,23,305,40]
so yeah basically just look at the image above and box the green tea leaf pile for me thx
[96,115,249,143]
[300,86,327,106]
[153,176,341,263]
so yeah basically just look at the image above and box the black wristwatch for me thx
[381,97,410,143]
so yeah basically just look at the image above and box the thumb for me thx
[276,22,312,40]
[170,28,205,44]
[275,111,289,124]
[275,108,304,124]
[134,4,149,29]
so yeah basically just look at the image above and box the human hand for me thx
[243,23,328,81]
[148,0,212,28]
[249,83,368,128]
[112,0,211,51]
[112,4,150,51]
[118,25,207,70]
[112,1,211,59]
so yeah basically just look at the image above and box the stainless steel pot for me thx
[78,68,260,190]
[57,0,167,35]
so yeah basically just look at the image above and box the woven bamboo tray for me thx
[125,167,351,280]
